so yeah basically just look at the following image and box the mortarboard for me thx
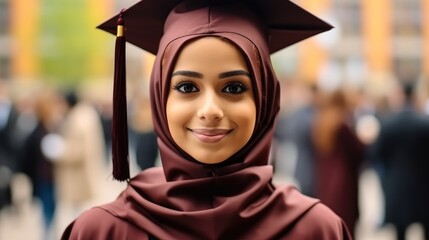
[97,0,332,181]
[98,0,332,54]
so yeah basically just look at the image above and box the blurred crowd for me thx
[0,80,159,240]
[272,75,429,240]
[0,74,429,240]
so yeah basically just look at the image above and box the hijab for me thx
[99,1,320,239]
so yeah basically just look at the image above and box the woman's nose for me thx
[197,91,224,122]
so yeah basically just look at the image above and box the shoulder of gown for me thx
[289,201,352,239]
[60,207,149,240]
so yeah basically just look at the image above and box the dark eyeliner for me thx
[172,81,199,93]
[223,81,248,94]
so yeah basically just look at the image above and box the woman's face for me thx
[166,37,256,164]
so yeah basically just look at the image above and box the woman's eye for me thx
[173,82,199,93]
[223,82,248,94]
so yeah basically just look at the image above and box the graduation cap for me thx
[98,0,332,181]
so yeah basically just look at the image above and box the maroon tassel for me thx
[112,11,130,181]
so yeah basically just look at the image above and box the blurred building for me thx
[1,0,427,88]
[274,0,427,89]
[0,0,9,80]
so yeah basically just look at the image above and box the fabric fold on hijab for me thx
[101,167,320,239]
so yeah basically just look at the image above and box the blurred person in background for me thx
[46,89,112,237]
[311,89,365,237]
[20,88,66,239]
[0,80,19,211]
[274,81,320,194]
[0,81,38,211]
[130,94,159,171]
[370,80,429,240]
[0,173,44,240]
[86,82,114,163]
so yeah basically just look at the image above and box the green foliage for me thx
[38,0,111,88]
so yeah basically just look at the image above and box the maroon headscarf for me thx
[152,1,279,180]
[97,1,324,239]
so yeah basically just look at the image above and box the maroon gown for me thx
[63,167,350,240]
[314,124,364,235]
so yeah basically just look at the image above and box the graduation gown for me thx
[62,167,350,240]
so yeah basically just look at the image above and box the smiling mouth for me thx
[189,128,233,143]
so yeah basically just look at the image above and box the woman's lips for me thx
[190,128,232,143]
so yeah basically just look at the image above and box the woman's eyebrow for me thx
[219,70,250,78]
[172,70,203,78]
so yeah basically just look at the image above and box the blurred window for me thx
[393,0,422,37]
[333,0,362,37]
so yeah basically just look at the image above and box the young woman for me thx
[62,0,351,239]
